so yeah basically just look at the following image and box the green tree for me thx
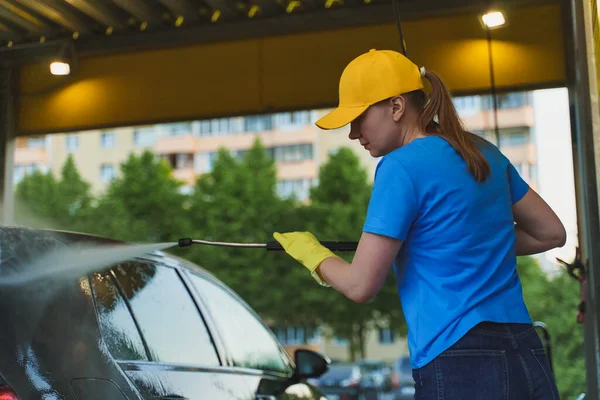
[87,151,190,243]
[186,140,308,321]
[517,256,586,399]
[14,169,60,228]
[54,155,94,231]
[15,156,93,232]
[307,147,404,360]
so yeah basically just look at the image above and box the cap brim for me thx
[315,105,369,130]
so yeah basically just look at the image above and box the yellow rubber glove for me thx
[273,231,341,287]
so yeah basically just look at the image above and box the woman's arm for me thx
[512,188,566,255]
[318,232,403,303]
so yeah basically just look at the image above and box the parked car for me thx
[391,356,415,400]
[0,226,330,399]
[357,359,393,392]
[310,363,379,400]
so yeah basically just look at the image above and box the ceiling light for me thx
[481,11,506,29]
[50,62,70,76]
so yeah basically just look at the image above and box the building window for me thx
[481,92,530,110]
[378,328,395,344]
[274,111,311,129]
[194,152,217,173]
[244,115,273,132]
[272,326,319,346]
[276,179,313,200]
[175,153,193,169]
[270,144,313,162]
[66,134,79,152]
[453,96,481,117]
[499,131,529,147]
[100,164,116,182]
[13,165,25,184]
[529,162,538,183]
[27,136,46,148]
[230,149,246,160]
[195,117,245,137]
[101,132,116,148]
[166,122,192,136]
[134,127,156,146]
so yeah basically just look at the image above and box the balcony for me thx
[501,142,537,163]
[172,168,197,187]
[154,125,317,155]
[154,135,200,154]
[197,125,316,152]
[14,147,47,165]
[276,160,316,180]
[461,105,535,131]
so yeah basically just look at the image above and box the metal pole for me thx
[0,68,15,226]
[486,27,501,147]
[563,0,600,396]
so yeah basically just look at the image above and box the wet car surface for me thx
[0,226,329,399]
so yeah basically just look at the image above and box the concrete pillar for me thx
[0,68,15,225]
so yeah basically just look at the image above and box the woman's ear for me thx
[390,96,406,122]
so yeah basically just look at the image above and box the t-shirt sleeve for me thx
[508,162,530,204]
[363,158,419,241]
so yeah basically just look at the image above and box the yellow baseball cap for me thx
[316,49,425,130]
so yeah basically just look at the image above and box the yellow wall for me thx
[17,4,565,135]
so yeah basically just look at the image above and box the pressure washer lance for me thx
[177,238,358,252]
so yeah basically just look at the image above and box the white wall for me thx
[532,88,579,273]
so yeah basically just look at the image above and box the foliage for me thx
[517,256,586,399]
[14,155,92,232]
[86,151,190,242]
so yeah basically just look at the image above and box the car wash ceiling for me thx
[0,0,558,53]
[0,0,565,135]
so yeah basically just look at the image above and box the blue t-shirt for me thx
[363,135,532,369]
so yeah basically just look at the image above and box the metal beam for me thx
[111,0,164,26]
[201,0,240,20]
[0,68,15,225]
[0,1,54,35]
[251,0,283,17]
[0,39,70,67]
[61,0,558,57]
[563,0,600,397]
[64,0,127,30]
[0,21,24,42]
[157,0,200,20]
[15,0,92,33]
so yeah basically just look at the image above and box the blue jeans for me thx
[412,322,560,400]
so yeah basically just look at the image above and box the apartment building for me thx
[14,111,320,200]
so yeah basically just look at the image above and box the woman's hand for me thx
[273,231,340,286]
[274,231,403,303]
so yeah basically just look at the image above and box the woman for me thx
[273,49,565,399]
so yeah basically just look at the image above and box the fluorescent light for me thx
[481,11,506,29]
[50,62,70,76]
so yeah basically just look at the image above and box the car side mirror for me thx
[293,349,330,379]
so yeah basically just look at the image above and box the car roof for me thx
[0,226,211,273]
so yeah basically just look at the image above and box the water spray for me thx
[177,237,358,251]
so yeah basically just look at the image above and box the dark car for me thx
[391,356,415,400]
[357,359,393,393]
[310,363,379,400]
[0,226,330,399]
